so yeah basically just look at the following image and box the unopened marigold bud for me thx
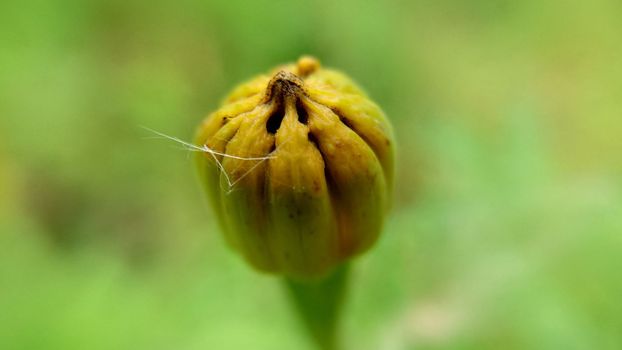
[195,56,394,280]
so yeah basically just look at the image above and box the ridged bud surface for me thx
[195,57,394,280]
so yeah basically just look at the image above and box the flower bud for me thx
[195,56,394,280]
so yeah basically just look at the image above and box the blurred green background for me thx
[1,0,621,349]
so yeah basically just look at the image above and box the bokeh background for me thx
[1,0,621,349]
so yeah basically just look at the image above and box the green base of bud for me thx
[283,264,350,350]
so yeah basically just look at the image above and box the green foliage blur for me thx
[1,0,621,349]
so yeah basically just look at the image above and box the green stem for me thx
[284,265,350,350]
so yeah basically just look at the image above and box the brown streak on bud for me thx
[263,71,306,103]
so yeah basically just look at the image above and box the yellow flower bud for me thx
[195,56,394,280]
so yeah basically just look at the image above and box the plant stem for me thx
[284,265,350,350]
